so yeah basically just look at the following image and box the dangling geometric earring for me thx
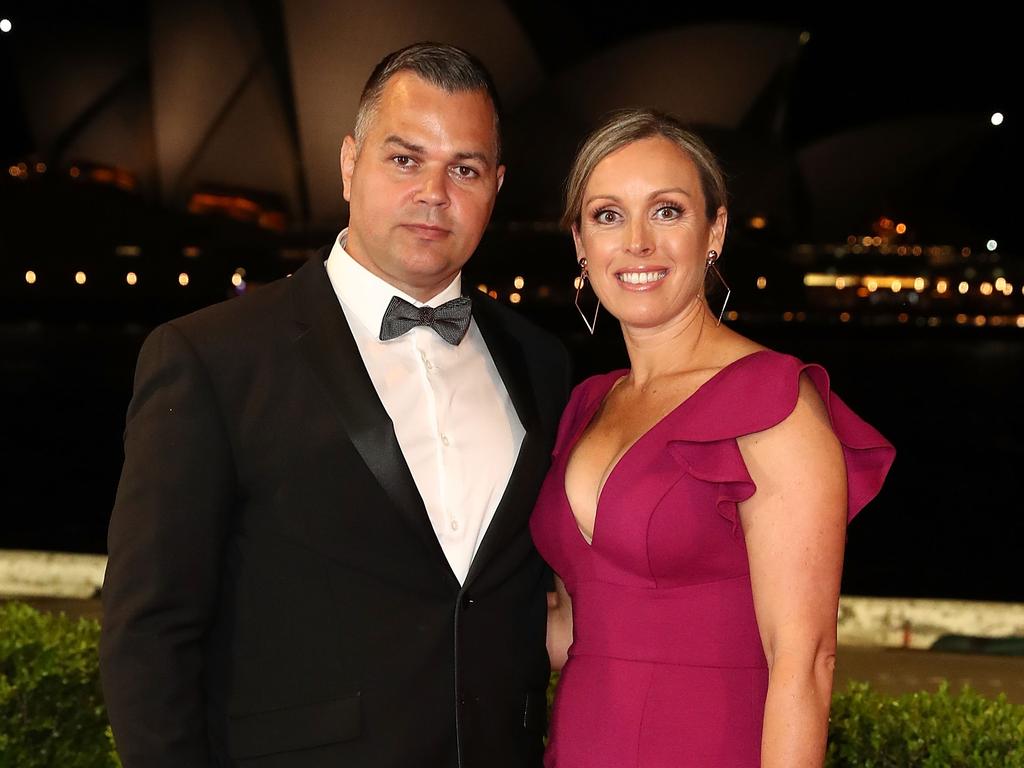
[703,250,731,326]
[574,257,601,335]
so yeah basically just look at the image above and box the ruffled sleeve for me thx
[665,350,895,532]
[802,365,896,520]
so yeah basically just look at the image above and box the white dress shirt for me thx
[325,230,525,584]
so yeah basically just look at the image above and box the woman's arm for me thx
[547,575,574,672]
[737,374,848,768]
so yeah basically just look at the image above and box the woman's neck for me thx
[620,300,726,389]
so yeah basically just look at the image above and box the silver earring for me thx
[574,258,600,335]
[704,250,731,326]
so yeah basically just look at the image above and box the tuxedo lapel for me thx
[470,295,541,437]
[465,295,546,587]
[290,252,457,582]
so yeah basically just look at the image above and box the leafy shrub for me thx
[827,680,1024,767]
[0,601,119,767]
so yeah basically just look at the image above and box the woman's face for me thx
[573,136,727,333]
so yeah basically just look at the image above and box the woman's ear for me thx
[571,224,585,264]
[710,206,728,253]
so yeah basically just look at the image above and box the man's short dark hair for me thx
[353,42,503,160]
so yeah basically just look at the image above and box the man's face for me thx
[340,72,505,302]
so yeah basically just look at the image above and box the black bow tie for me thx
[379,295,473,345]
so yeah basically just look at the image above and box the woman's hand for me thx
[547,575,574,671]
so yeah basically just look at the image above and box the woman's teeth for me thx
[617,270,667,285]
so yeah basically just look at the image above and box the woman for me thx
[529,109,895,767]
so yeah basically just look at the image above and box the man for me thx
[100,43,569,768]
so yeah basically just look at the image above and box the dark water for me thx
[2,311,1021,603]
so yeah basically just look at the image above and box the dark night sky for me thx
[0,2,1019,244]
[2,3,1018,151]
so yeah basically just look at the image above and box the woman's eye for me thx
[594,209,619,224]
[655,205,681,220]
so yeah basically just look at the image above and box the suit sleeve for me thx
[542,338,573,593]
[100,322,234,768]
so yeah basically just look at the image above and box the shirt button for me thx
[425,360,434,371]
[441,434,450,446]
[450,520,459,531]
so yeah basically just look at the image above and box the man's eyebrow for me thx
[382,135,425,154]
[452,150,491,168]
[382,136,493,169]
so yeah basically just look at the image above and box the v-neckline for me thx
[562,350,768,548]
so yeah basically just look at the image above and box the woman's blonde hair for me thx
[562,108,727,230]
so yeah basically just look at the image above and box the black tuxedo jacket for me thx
[100,249,570,768]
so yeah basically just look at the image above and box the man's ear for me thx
[340,135,357,202]
[495,164,506,195]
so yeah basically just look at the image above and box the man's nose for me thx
[414,165,451,207]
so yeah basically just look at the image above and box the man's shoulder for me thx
[471,295,571,414]
[163,277,289,350]
[471,292,564,357]
[158,251,325,352]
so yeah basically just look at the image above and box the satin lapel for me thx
[464,295,545,587]
[290,252,456,580]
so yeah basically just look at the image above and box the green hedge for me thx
[826,681,1024,767]
[2,601,1023,767]
[0,601,119,768]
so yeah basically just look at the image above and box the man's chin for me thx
[385,255,462,293]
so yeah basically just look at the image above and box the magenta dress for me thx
[529,350,895,767]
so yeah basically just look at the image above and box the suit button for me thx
[461,594,474,611]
